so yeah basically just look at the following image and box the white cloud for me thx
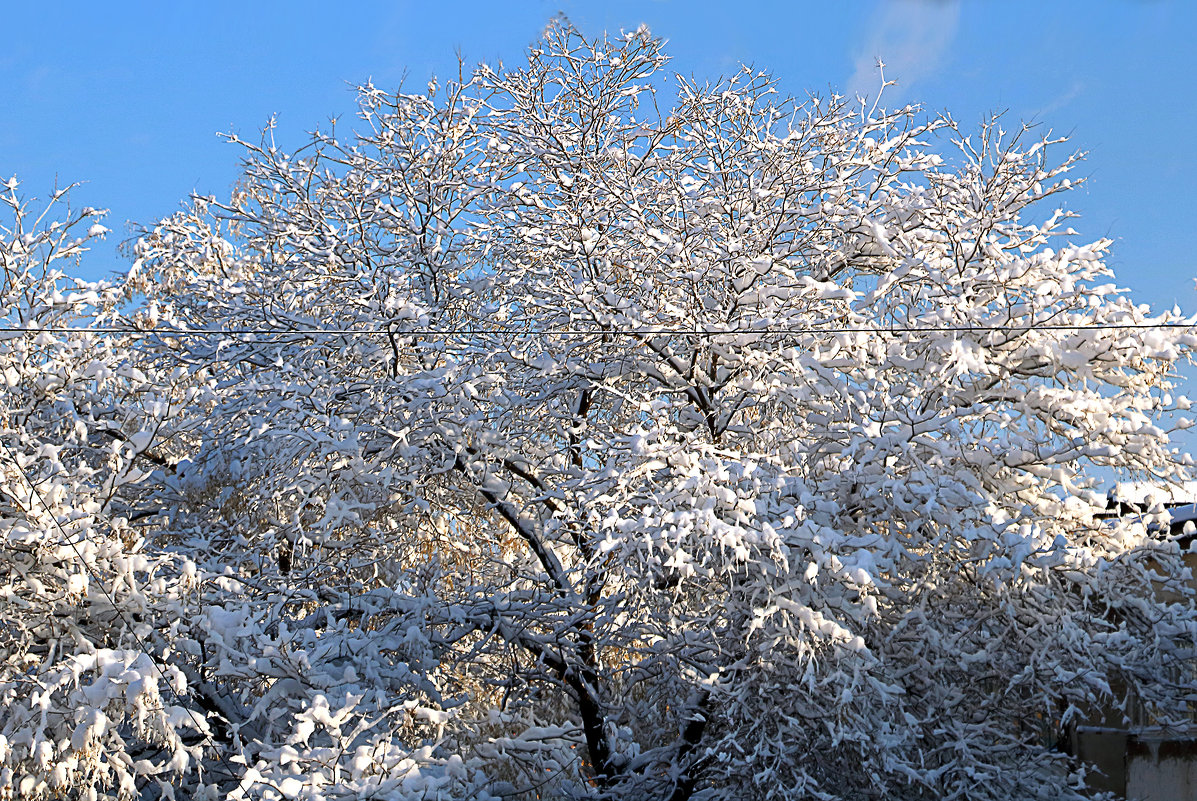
[1031,79,1085,121]
[846,0,961,104]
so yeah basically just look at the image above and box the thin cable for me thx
[0,436,238,786]
[0,321,1195,337]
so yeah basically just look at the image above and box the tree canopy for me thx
[3,20,1197,801]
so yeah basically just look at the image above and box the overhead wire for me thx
[0,321,1195,338]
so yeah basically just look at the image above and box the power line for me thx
[1,321,1195,338]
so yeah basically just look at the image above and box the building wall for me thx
[1074,727,1127,796]
[1126,736,1197,801]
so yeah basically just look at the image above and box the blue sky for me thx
[3,1,1195,315]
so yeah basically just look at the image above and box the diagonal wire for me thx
[0,435,239,785]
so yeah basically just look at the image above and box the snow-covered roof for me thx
[1110,481,1197,508]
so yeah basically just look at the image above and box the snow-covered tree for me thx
[7,19,1197,801]
[0,180,213,799]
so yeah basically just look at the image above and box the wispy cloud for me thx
[1031,79,1085,121]
[846,0,960,104]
